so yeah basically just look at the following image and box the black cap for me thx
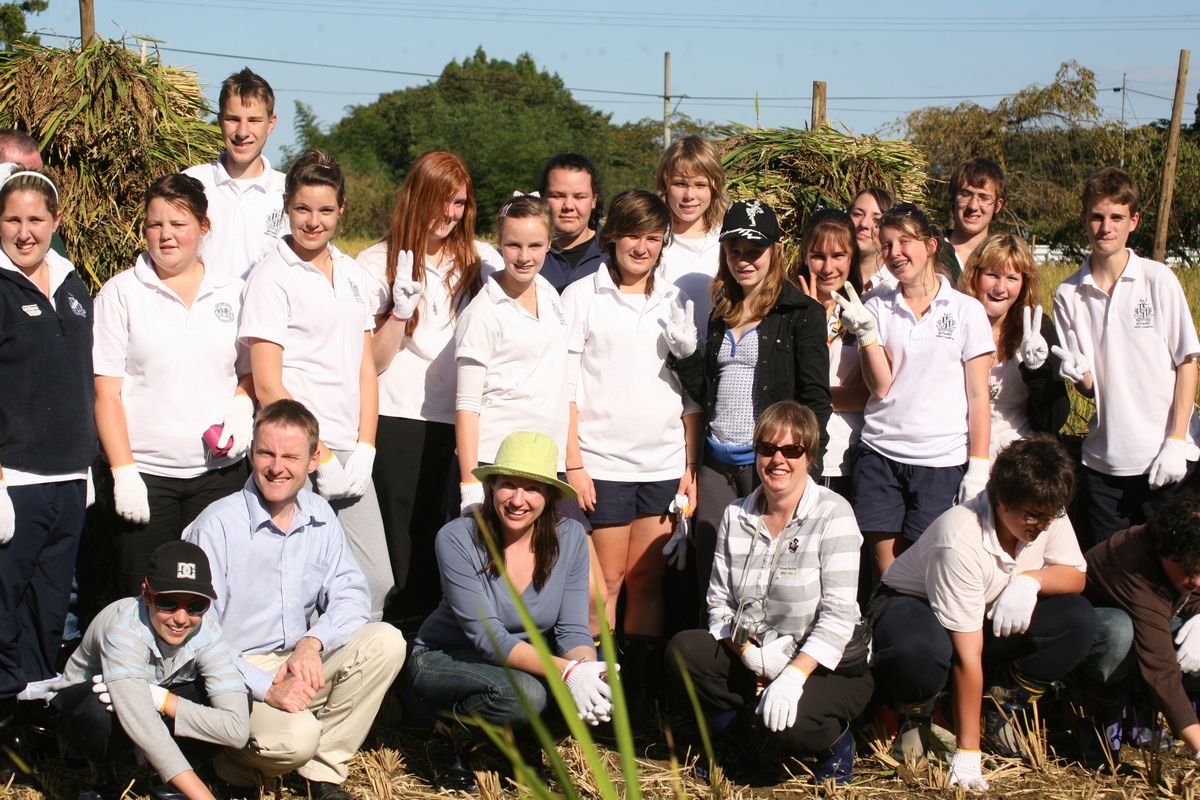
[719,199,781,244]
[146,541,216,599]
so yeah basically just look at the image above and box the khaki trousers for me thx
[215,622,406,786]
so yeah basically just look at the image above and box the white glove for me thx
[663,299,698,359]
[217,394,255,460]
[342,442,376,498]
[1018,305,1049,370]
[1050,330,1092,385]
[563,660,613,726]
[460,481,484,516]
[1175,615,1200,673]
[948,749,989,791]
[148,683,169,714]
[957,457,989,503]
[315,454,353,500]
[390,250,422,320]
[85,468,95,508]
[1148,438,1190,489]
[833,284,878,347]
[662,494,690,570]
[92,675,113,712]
[987,573,1041,638]
[756,664,807,732]
[112,464,150,525]
[0,482,14,545]
[742,635,796,681]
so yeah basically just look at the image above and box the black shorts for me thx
[588,478,678,527]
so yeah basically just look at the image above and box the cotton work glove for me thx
[1175,615,1200,673]
[112,464,150,525]
[562,660,613,726]
[987,573,1040,638]
[662,494,690,570]
[756,663,807,732]
[1050,330,1092,385]
[460,481,484,516]
[315,454,353,500]
[342,442,376,498]
[390,250,422,320]
[216,394,255,460]
[948,749,989,791]
[0,482,13,545]
[957,457,989,503]
[663,300,698,359]
[1018,306,1049,370]
[833,285,878,347]
[1148,438,1190,489]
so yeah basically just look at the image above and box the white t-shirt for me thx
[561,267,700,481]
[358,240,502,425]
[455,274,570,468]
[861,276,994,467]
[988,357,1032,462]
[882,490,1086,633]
[825,318,864,478]
[93,254,246,478]
[1053,250,1200,475]
[184,156,286,281]
[658,229,721,334]
[238,239,374,451]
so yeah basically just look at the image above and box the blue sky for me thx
[27,1,1200,164]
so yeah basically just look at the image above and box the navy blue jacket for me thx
[541,232,605,293]
[0,265,96,473]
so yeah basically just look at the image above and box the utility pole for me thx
[811,80,827,129]
[663,51,671,150]
[1154,49,1190,263]
[79,0,95,46]
[1119,73,1127,168]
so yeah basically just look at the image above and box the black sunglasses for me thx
[152,594,211,615]
[754,441,806,459]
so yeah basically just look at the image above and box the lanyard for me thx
[736,515,794,605]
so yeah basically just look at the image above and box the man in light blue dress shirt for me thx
[184,400,406,800]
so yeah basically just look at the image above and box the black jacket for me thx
[1018,314,1069,435]
[671,281,832,467]
[0,265,96,474]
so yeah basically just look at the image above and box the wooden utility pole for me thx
[811,80,827,129]
[1154,49,1190,263]
[79,0,96,46]
[663,51,671,150]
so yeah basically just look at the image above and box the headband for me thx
[0,169,59,202]
[498,190,541,219]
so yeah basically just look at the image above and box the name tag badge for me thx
[21,304,41,317]
[778,566,798,579]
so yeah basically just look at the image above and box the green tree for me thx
[0,1,47,50]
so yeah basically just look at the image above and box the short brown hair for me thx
[959,233,1038,361]
[219,68,275,117]
[284,149,346,208]
[253,399,319,455]
[601,189,671,296]
[753,400,820,471]
[655,135,728,232]
[948,157,1006,203]
[144,173,208,225]
[1082,166,1139,217]
[987,434,1076,515]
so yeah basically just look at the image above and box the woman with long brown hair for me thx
[357,150,501,626]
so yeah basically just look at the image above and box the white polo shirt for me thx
[658,229,721,333]
[184,156,286,281]
[861,276,993,467]
[455,274,569,468]
[1053,250,1200,476]
[238,239,374,451]
[93,254,245,478]
[826,325,864,478]
[561,267,701,481]
[882,490,1086,633]
[358,240,501,425]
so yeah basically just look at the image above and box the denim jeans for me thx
[408,645,548,728]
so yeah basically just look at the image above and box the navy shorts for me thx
[588,478,678,527]
[851,444,964,542]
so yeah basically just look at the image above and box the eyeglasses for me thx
[754,441,806,459]
[1019,509,1065,527]
[955,189,997,209]
[151,594,211,615]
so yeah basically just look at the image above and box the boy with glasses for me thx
[938,157,1006,284]
[869,435,1095,790]
[50,540,249,800]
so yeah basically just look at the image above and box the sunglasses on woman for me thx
[151,594,211,615]
[754,441,806,459]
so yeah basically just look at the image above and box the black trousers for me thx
[373,416,456,624]
[870,591,1098,704]
[1082,464,1199,546]
[0,480,86,699]
[664,629,873,755]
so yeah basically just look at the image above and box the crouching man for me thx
[869,434,1096,791]
[52,540,249,800]
[185,400,406,800]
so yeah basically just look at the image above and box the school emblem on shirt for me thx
[348,280,364,304]
[550,298,566,326]
[264,209,284,237]
[213,302,235,323]
[1133,298,1154,329]
[66,293,87,318]
[934,312,957,341]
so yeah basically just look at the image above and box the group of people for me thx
[0,64,1198,800]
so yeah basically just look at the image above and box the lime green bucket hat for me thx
[472,431,577,500]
